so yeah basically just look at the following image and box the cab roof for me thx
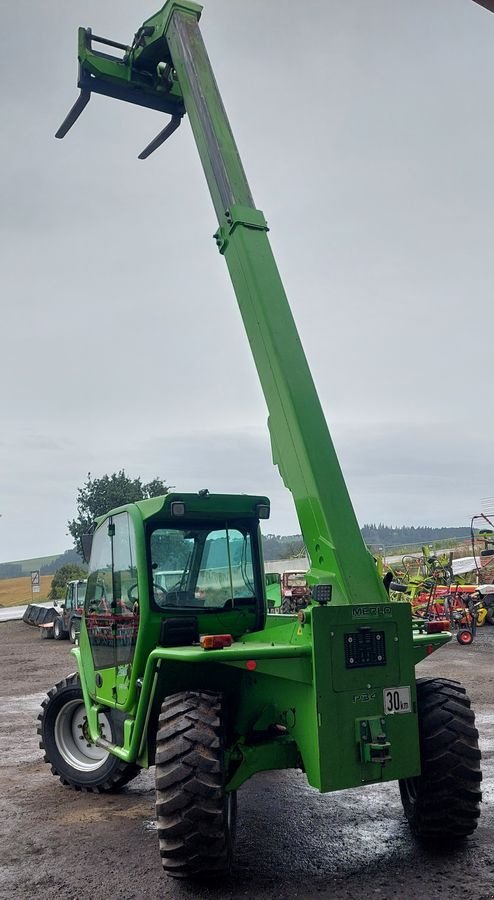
[95,492,270,526]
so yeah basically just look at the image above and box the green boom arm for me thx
[56,0,490,604]
[162,3,385,606]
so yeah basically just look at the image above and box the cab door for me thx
[81,512,139,707]
[64,582,75,630]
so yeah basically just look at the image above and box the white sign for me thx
[31,570,40,593]
[383,686,411,715]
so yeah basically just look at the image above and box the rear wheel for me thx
[155,690,236,879]
[399,677,481,840]
[38,674,139,792]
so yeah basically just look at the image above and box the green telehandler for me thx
[39,1,485,879]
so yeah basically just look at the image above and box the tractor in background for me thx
[52,579,87,643]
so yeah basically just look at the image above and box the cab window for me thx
[150,525,255,610]
[84,513,139,669]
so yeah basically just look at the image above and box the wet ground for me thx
[0,620,493,900]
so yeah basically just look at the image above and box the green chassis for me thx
[72,495,450,795]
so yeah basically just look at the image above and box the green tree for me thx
[68,470,171,557]
[48,563,88,600]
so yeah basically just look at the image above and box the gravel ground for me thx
[0,620,492,900]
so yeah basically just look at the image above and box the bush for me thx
[48,564,88,601]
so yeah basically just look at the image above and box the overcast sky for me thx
[1,0,494,562]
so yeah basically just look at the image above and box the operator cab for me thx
[81,492,270,671]
[65,579,87,610]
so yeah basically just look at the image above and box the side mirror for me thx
[81,533,94,564]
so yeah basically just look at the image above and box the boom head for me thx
[56,2,203,158]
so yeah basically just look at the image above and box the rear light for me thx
[200,634,233,650]
[426,619,450,634]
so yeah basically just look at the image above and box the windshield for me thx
[287,573,307,587]
[150,525,255,610]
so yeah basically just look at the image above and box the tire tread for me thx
[155,690,235,879]
[400,677,482,840]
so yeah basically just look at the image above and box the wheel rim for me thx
[459,631,472,644]
[54,700,111,771]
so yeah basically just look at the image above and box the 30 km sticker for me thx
[383,686,411,714]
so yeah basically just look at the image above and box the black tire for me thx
[399,677,482,840]
[155,690,236,879]
[484,600,494,626]
[456,628,473,646]
[38,674,139,792]
[69,619,78,643]
[53,617,66,641]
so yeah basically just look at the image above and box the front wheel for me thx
[69,619,79,643]
[457,628,473,645]
[38,674,139,792]
[53,617,66,641]
[399,677,481,841]
[155,690,236,879]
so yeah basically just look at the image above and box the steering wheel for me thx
[127,582,167,602]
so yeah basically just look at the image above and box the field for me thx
[0,575,52,607]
